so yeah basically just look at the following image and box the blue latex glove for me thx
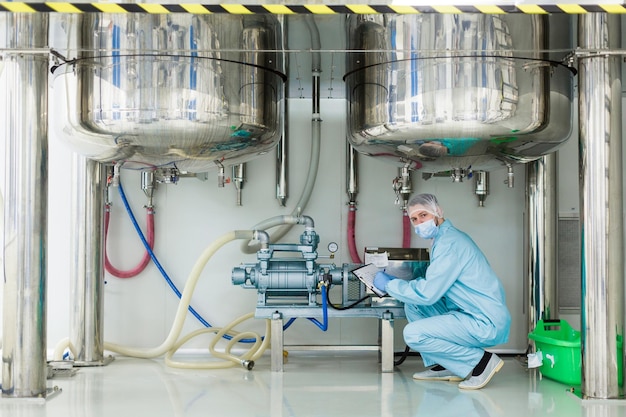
[373,271,395,293]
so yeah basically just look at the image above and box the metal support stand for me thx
[260,306,403,373]
[380,312,395,373]
[271,312,284,372]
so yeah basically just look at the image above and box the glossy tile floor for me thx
[1,352,625,417]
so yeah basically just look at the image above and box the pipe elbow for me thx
[253,230,270,249]
[298,215,315,228]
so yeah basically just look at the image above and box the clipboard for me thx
[351,263,387,297]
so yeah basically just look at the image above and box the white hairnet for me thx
[407,193,444,218]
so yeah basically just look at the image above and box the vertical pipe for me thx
[474,171,490,207]
[70,156,109,365]
[578,13,624,399]
[346,144,358,204]
[346,143,362,264]
[526,154,558,340]
[233,163,245,206]
[1,13,49,398]
[276,18,288,208]
[276,117,288,207]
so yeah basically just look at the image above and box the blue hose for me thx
[307,285,328,331]
[117,181,212,328]
[118,181,265,343]
[117,179,323,340]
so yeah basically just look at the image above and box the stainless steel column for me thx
[69,155,111,366]
[271,312,284,372]
[526,154,558,337]
[1,13,50,398]
[578,13,624,399]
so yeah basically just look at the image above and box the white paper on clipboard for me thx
[351,263,386,297]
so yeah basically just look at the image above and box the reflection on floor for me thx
[0,352,624,417]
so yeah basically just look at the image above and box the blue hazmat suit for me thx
[384,219,511,378]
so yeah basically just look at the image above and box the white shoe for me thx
[458,354,503,390]
[413,367,463,382]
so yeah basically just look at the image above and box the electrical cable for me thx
[323,281,413,367]
[394,345,412,366]
[324,284,371,311]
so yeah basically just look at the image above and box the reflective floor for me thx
[0,352,624,417]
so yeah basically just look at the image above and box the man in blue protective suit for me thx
[373,193,511,390]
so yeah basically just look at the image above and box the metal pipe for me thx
[233,163,246,206]
[525,155,558,339]
[346,143,361,262]
[276,119,288,207]
[215,161,225,188]
[276,18,288,208]
[70,156,110,366]
[1,13,49,398]
[474,171,490,207]
[578,13,624,399]
[346,143,358,204]
[393,166,412,209]
[505,164,515,188]
[141,170,156,208]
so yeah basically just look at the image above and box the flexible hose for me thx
[241,16,322,254]
[164,312,271,369]
[115,180,277,344]
[103,230,244,358]
[116,180,215,329]
[241,119,321,254]
[54,229,269,369]
[104,204,155,278]
[402,209,412,248]
[347,205,362,263]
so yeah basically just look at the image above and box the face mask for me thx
[415,219,438,239]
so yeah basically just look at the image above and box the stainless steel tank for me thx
[344,14,574,173]
[53,14,285,173]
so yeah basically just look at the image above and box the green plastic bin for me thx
[528,319,623,386]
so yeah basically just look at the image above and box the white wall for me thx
[22,97,527,356]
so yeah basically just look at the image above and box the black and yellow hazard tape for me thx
[0,3,625,15]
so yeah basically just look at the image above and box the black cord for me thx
[324,285,415,368]
[394,345,412,366]
[325,284,371,310]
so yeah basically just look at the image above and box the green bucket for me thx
[529,319,623,386]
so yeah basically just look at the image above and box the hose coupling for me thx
[241,360,255,370]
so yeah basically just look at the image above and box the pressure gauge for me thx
[327,242,339,253]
